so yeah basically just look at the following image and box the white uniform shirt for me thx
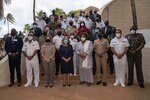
[53,35,63,50]
[78,16,85,24]
[84,18,92,29]
[61,21,68,29]
[70,38,77,51]
[36,19,46,31]
[96,22,105,29]
[22,40,40,62]
[110,37,129,62]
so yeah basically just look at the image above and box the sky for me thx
[0,0,112,37]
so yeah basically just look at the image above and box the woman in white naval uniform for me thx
[75,32,94,86]
[69,33,78,76]
[110,29,129,87]
[22,33,40,87]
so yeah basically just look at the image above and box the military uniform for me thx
[66,26,77,36]
[22,40,40,87]
[94,38,109,83]
[125,33,146,85]
[41,43,56,86]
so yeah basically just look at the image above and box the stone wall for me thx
[102,0,150,35]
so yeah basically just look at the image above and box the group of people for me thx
[4,9,145,88]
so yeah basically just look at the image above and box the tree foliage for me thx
[51,8,64,16]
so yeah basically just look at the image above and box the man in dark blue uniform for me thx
[5,28,23,87]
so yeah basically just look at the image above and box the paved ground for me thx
[0,48,150,100]
[0,76,150,100]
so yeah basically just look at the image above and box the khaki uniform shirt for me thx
[94,38,109,59]
[66,27,77,36]
[41,43,56,58]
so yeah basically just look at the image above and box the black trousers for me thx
[8,55,21,83]
[92,51,96,75]
[55,50,61,74]
[108,50,114,73]
[127,51,144,84]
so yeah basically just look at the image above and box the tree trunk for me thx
[0,0,4,19]
[130,0,138,30]
[7,20,9,33]
[33,0,36,22]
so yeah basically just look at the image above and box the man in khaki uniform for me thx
[39,29,48,76]
[66,20,77,36]
[125,26,146,88]
[94,31,109,86]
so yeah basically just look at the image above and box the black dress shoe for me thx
[49,84,53,88]
[110,71,113,75]
[96,81,102,85]
[127,82,133,86]
[87,83,91,86]
[68,84,71,86]
[9,82,14,87]
[41,73,45,76]
[139,84,144,88]
[79,81,85,85]
[55,73,58,76]
[45,85,49,88]
[103,82,107,86]
[17,82,21,87]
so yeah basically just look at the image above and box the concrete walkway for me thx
[0,48,150,100]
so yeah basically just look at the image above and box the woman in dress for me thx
[59,36,74,86]
[76,32,94,86]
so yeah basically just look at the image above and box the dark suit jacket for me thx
[31,27,42,38]
[88,28,98,43]
[5,35,23,56]
[102,25,112,39]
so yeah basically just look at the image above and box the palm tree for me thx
[130,0,138,30]
[4,13,15,33]
[24,24,31,33]
[0,0,11,19]
[33,0,36,22]
[36,10,44,20]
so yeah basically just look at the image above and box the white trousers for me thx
[73,52,77,74]
[26,60,40,85]
[114,60,126,84]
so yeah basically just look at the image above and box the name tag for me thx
[14,39,18,41]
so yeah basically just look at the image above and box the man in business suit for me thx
[31,23,42,39]
[5,28,23,87]
[102,20,112,39]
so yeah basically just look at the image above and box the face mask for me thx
[81,37,86,42]
[95,29,99,33]
[130,30,136,34]
[28,36,33,41]
[51,18,54,22]
[45,39,50,43]
[33,25,37,28]
[116,33,121,38]
[64,40,68,44]
[81,23,84,27]
[46,27,49,31]
[70,35,74,39]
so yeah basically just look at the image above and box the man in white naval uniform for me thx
[22,32,40,87]
[110,29,129,87]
